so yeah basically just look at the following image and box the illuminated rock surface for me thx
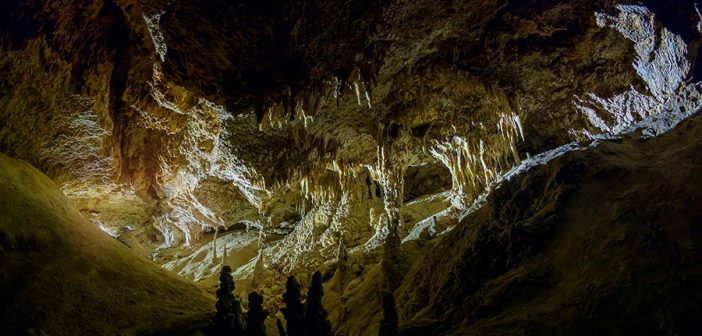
[2,0,702,335]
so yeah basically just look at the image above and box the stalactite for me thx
[363,82,372,109]
[353,80,363,106]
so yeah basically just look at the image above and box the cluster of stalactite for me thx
[299,169,347,205]
[257,68,372,130]
[112,7,530,255]
[430,112,524,208]
[138,9,389,254]
[300,160,367,202]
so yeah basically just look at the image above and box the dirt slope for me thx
[0,153,213,335]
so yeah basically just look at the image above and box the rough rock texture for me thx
[0,153,212,335]
[2,1,702,335]
[2,1,702,332]
[328,108,702,336]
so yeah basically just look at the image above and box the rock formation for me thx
[2,0,702,335]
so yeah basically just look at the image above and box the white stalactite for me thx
[430,112,524,209]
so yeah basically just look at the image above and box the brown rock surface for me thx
[2,1,702,334]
